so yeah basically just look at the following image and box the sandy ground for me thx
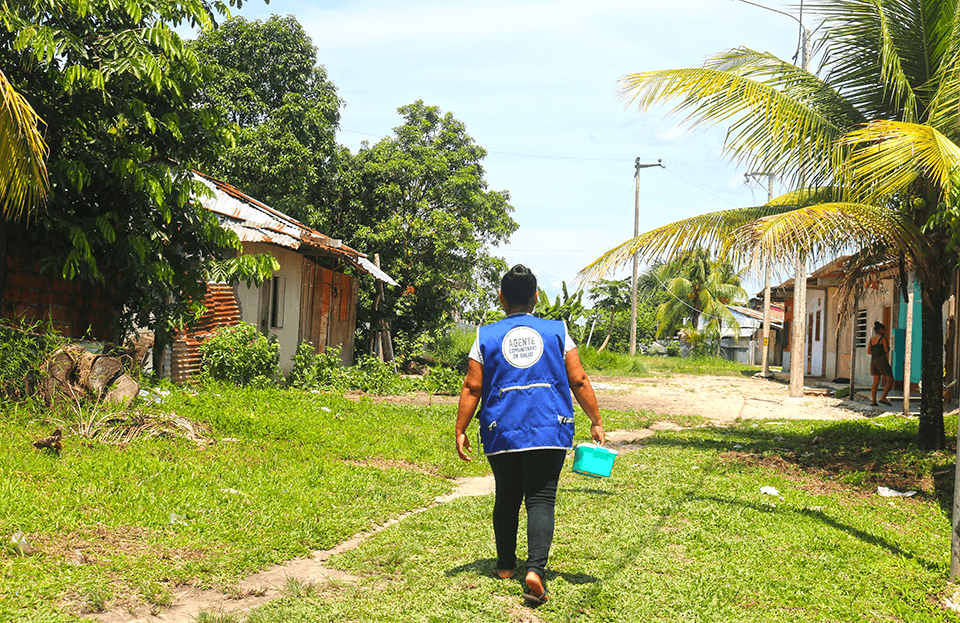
[590,373,877,424]
[353,372,890,423]
[90,374,886,622]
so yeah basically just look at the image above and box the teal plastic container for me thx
[572,443,619,478]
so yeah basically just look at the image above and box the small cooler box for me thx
[572,443,619,478]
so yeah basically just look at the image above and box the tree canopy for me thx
[191,15,344,224]
[0,0,247,343]
[337,101,518,343]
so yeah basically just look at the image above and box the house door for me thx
[806,292,825,376]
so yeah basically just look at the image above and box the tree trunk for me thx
[597,312,615,352]
[919,289,946,451]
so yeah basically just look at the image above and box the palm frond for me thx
[832,246,903,323]
[0,69,48,220]
[810,0,951,121]
[618,48,862,185]
[837,120,960,202]
[735,201,922,265]
[578,204,796,284]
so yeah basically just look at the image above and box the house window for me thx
[271,276,285,329]
[855,309,867,348]
[815,310,821,342]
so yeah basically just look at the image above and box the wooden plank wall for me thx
[299,259,358,364]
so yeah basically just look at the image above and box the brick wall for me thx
[2,256,114,340]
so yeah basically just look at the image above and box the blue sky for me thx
[221,0,814,299]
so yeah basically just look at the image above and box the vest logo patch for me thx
[502,326,544,369]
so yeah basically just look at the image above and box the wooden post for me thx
[903,272,914,416]
[849,296,858,401]
[790,254,807,397]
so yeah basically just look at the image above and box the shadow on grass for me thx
[639,417,957,518]
[444,558,601,585]
[699,494,942,573]
[563,487,615,496]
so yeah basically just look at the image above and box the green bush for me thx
[426,325,475,370]
[290,342,336,390]
[423,366,464,395]
[0,321,68,400]
[199,322,280,386]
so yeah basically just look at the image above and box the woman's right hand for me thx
[456,431,473,462]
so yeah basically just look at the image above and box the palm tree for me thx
[587,277,631,352]
[0,69,48,220]
[647,248,747,340]
[584,0,960,451]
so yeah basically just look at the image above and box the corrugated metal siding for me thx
[171,283,242,384]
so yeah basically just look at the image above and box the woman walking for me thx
[870,321,894,406]
[455,265,604,606]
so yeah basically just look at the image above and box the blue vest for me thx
[477,314,575,455]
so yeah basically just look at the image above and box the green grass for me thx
[1,385,958,621]
[580,347,760,378]
[241,417,960,623]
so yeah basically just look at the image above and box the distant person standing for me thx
[455,264,604,606]
[870,321,894,406]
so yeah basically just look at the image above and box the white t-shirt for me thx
[468,314,576,364]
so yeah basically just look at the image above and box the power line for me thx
[488,151,631,162]
[663,168,740,207]
[647,267,736,325]
[339,128,742,207]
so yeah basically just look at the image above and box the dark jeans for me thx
[487,448,567,579]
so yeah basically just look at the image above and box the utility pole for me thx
[631,158,665,355]
[745,172,775,377]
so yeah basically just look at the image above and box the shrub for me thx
[289,342,344,390]
[423,366,464,395]
[426,325,475,371]
[199,322,279,386]
[0,321,68,400]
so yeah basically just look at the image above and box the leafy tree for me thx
[190,15,343,224]
[330,101,518,347]
[587,277,631,351]
[0,0,247,347]
[583,0,960,450]
[0,69,47,220]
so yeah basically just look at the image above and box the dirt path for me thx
[591,374,881,423]
[91,374,877,622]
[93,476,498,623]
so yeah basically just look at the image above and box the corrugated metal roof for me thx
[728,305,784,327]
[192,171,397,285]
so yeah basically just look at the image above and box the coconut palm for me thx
[584,0,960,451]
[647,248,747,340]
[587,277,631,352]
[0,69,48,220]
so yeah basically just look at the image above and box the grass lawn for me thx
[1,385,959,622]
[580,348,761,378]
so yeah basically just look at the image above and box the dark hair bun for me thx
[501,264,538,307]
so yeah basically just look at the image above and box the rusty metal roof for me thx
[192,171,398,286]
[727,304,784,327]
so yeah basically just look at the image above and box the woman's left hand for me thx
[591,423,605,445]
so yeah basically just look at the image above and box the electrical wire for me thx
[647,266,739,325]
